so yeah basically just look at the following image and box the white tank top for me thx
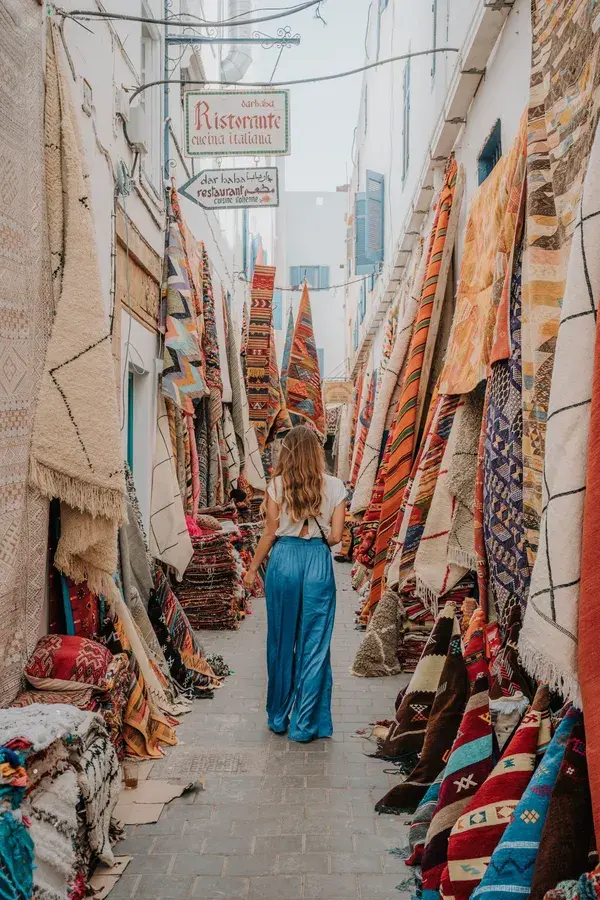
[267,474,347,539]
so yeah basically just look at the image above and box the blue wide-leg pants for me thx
[265,537,336,742]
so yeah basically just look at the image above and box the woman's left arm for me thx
[244,495,280,588]
[327,501,346,547]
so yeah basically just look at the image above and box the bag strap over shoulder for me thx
[305,516,330,549]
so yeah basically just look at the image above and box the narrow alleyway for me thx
[113,562,411,900]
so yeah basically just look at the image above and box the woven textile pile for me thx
[0,705,120,898]
[177,531,244,630]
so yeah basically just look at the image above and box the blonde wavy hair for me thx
[269,425,324,522]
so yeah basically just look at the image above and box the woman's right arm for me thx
[244,495,280,588]
[327,500,346,547]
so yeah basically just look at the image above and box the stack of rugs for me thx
[0,704,120,900]
[370,601,597,900]
[397,590,435,673]
[178,530,244,630]
[11,635,130,758]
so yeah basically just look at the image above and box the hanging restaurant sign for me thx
[324,381,354,406]
[179,167,280,210]
[184,90,291,157]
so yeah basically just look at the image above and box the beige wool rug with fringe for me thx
[30,26,126,604]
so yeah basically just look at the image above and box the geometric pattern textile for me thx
[484,240,529,639]
[529,719,594,900]
[521,0,600,563]
[246,265,279,450]
[25,634,115,693]
[445,685,551,900]
[0,0,51,706]
[422,615,493,885]
[376,601,457,764]
[285,283,326,437]
[363,157,459,623]
[421,634,493,900]
[376,612,468,815]
[162,197,208,415]
[520,119,600,705]
[472,707,578,900]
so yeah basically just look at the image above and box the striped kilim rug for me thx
[246,265,278,450]
[285,282,326,437]
[362,157,459,623]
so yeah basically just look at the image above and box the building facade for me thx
[346,0,531,376]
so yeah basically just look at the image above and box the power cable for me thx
[57,1,322,29]
[239,271,375,292]
[128,47,459,101]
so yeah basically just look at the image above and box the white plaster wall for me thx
[453,0,531,259]
[347,0,532,374]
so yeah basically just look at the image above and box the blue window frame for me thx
[317,347,324,376]
[127,371,134,471]
[478,120,502,185]
[353,317,359,350]
[272,290,283,330]
[289,266,330,290]
[402,58,411,181]
[355,171,384,276]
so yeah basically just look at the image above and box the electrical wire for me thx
[128,47,459,101]
[58,1,322,30]
[239,271,374,292]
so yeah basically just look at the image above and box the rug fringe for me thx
[414,578,440,615]
[517,632,582,709]
[447,546,478,569]
[29,457,126,523]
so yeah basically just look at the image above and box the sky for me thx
[247,0,371,191]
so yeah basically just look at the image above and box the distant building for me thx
[275,186,348,381]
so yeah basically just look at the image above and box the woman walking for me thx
[244,426,346,742]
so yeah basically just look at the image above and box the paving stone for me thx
[304,833,354,853]
[191,876,249,898]
[254,834,304,854]
[175,853,225,875]
[359,873,414,899]
[331,851,383,874]
[127,854,173,875]
[304,873,360,898]
[201,835,254,855]
[277,852,330,874]
[134,874,193,898]
[224,855,277,876]
[248,875,303,899]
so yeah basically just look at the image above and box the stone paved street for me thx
[113,563,412,900]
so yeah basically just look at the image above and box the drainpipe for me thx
[221,0,253,83]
